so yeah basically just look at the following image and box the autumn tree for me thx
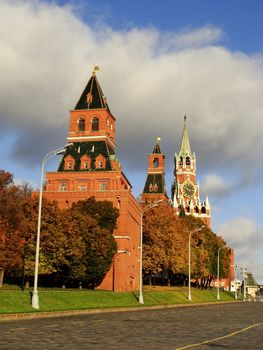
[0,171,26,286]
[174,215,230,289]
[143,206,230,288]
[142,204,188,284]
[22,196,117,288]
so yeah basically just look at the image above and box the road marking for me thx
[175,322,263,349]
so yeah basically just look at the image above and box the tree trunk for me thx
[0,268,4,287]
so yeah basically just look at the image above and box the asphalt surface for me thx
[0,302,263,349]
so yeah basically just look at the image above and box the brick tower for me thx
[44,67,142,291]
[140,137,169,205]
[171,116,211,227]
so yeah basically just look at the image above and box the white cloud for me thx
[0,0,263,190]
[162,26,223,51]
[201,173,233,198]
[218,218,263,284]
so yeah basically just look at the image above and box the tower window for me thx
[194,206,199,214]
[92,117,99,131]
[153,184,158,192]
[79,185,86,191]
[95,155,106,169]
[67,162,72,170]
[99,183,107,191]
[59,183,67,191]
[78,118,85,131]
[149,183,153,192]
[84,161,89,169]
[153,158,159,168]
[179,157,183,165]
[185,205,190,213]
[186,156,191,165]
[201,206,206,214]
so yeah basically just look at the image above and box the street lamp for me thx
[31,144,73,309]
[188,225,205,301]
[241,266,248,300]
[139,199,163,304]
[217,242,231,301]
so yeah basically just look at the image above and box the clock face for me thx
[182,182,195,198]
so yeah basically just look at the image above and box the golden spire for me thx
[92,65,100,76]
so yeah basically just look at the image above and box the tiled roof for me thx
[246,273,258,286]
[143,173,166,194]
[75,73,111,112]
[58,141,114,172]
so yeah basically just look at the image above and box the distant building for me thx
[43,68,142,292]
[244,272,259,297]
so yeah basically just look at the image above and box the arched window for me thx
[59,183,67,192]
[153,184,158,192]
[67,162,72,170]
[201,206,206,214]
[79,185,86,191]
[80,155,90,170]
[99,183,107,191]
[186,156,191,165]
[194,206,199,213]
[153,158,159,168]
[149,183,153,192]
[92,117,99,131]
[185,205,190,213]
[95,155,106,169]
[78,118,85,131]
[179,157,183,165]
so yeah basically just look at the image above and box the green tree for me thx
[72,196,119,232]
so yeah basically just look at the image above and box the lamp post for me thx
[188,225,205,301]
[241,266,248,300]
[139,200,163,304]
[31,144,72,309]
[217,242,231,301]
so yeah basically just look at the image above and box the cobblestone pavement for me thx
[0,302,263,349]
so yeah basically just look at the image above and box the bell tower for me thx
[141,137,169,205]
[43,67,142,292]
[171,116,211,227]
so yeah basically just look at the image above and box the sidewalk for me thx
[0,300,242,322]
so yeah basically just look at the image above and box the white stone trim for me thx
[67,135,116,148]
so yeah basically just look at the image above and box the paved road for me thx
[0,302,263,349]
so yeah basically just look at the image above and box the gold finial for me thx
[92,65,100,75]
[157,137,161,144]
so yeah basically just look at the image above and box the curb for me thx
[0,300,242,322]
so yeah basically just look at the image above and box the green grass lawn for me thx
[0,286,239,314]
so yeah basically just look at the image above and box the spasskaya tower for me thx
[171,116,211,227]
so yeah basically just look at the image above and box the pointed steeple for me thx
[179,115,193,157]
[75,66,110,111]
[179,205,186,217]
[152,137,162,154]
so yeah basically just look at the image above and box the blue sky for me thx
[0,0,262,282]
